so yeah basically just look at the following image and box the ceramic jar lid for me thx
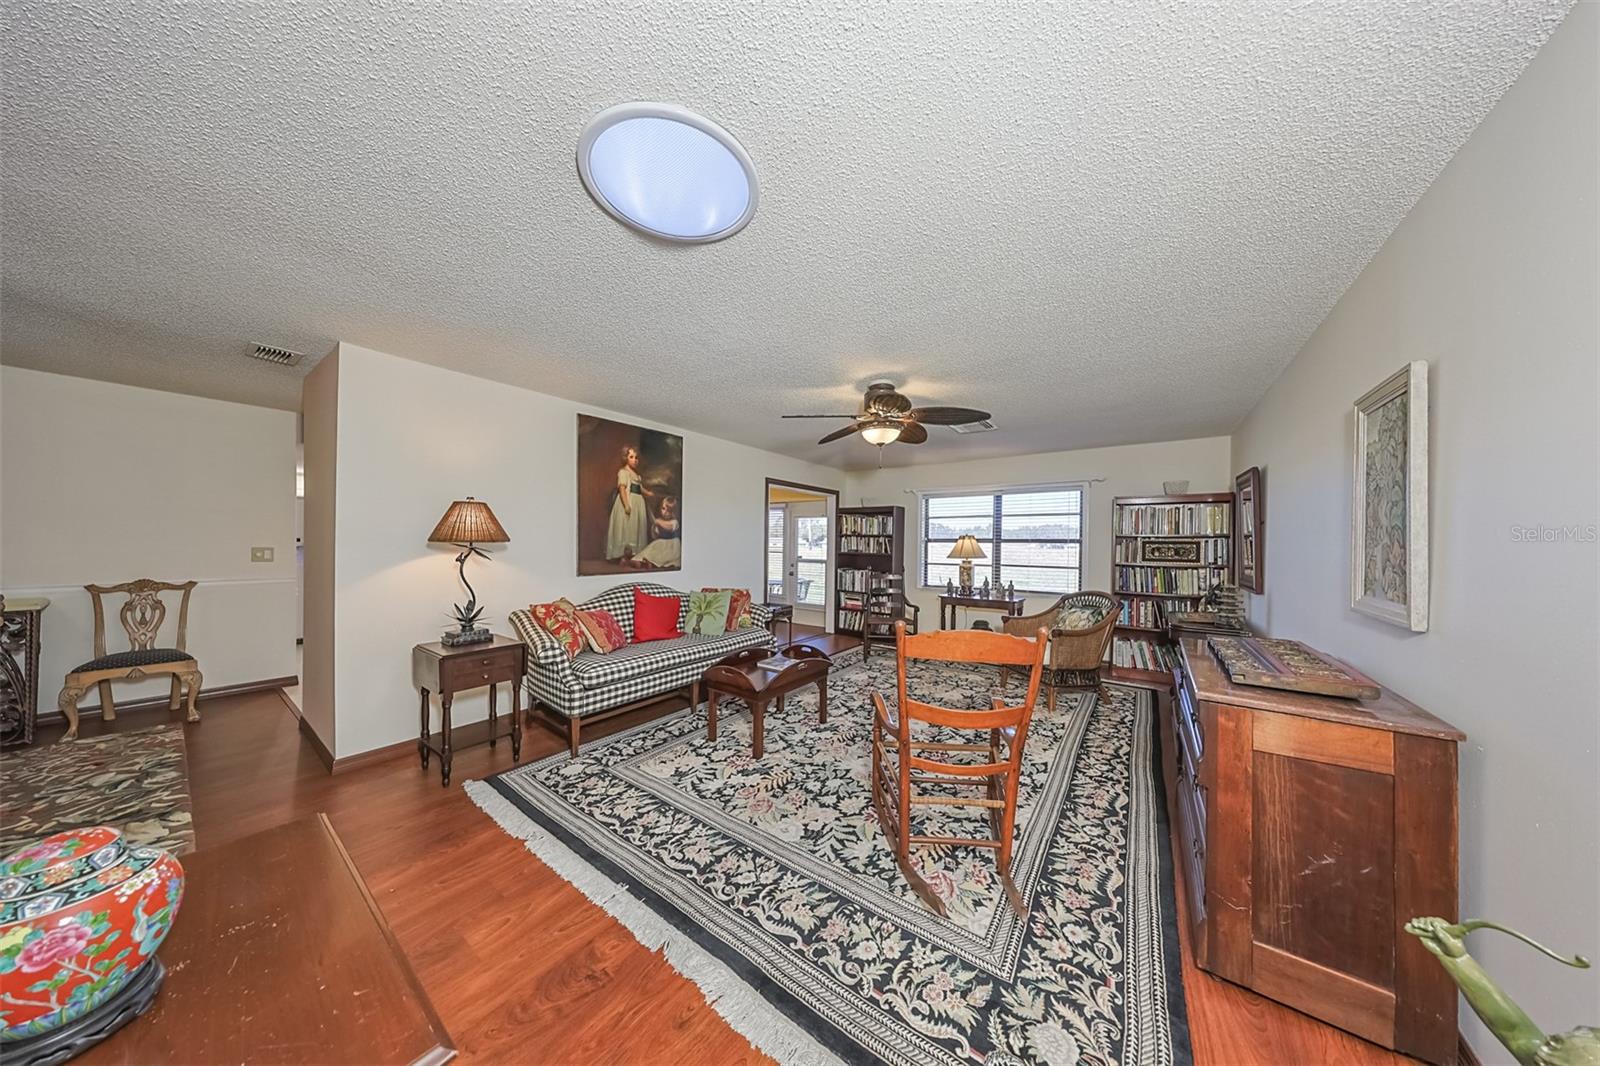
[0,827,154,923]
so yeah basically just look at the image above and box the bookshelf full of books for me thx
[1109,494,1235,686]
[835,506,905,634]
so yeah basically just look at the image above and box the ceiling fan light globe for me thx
[860,422,902,446]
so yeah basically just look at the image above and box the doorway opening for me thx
[764,479,838,632]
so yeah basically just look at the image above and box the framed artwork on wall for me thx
[1235,466,1264,593]
[576,414,683,576]
[1350,361,1429,631]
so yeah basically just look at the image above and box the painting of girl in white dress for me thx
[577,414,683,575]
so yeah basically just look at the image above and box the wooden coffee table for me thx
[701,643,831,758]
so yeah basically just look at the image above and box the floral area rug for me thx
[469,655,1189,1066]
[0,725,195,857]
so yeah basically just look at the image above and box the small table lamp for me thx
[428,497,510,645]
[947,535,986,594]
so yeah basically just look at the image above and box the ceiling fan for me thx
[783,382,991,448]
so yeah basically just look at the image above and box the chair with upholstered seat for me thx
[57,579,202,741]
[870,620,1047,917]
[1000,590,1118,711]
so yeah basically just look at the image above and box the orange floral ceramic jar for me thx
[0,827,184,1047]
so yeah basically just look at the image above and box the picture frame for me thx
[1141,538,1202,564]
[1350,361,1428,631]
[1234,466,1264,593]
[576,414,684,576]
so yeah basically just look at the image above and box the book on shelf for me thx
[836,567,877,593]
[1111,637,1178,673]
[1115,565,1228,596]
[838,535,893,554]
[838,513,896,536]
[1117,598,1168,630]
[1115,503,1231,536]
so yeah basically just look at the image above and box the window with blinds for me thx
[922,486,1084,593]
[766,504,785,599]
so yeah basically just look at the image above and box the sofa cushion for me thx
[531,599,586,659]
[632,588,684,642]
[686,590,732,636]
[573,582,686,640]
[569,629,767,689]
[575,608,627,654]
[701,587,755,630]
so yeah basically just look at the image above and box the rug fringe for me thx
[464,779,843,1066]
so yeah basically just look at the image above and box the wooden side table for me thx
[1,595,48,747]
[412,636,526,787]
[763,602,794,647]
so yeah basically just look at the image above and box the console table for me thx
[937,593,1025,630]
[1170,638,1464,1064]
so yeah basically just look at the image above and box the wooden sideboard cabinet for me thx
[1170,638,1466,1065]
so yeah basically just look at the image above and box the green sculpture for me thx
[1405,917,1599,1066]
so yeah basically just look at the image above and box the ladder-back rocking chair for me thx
[870,620,1048,917]
[57,580,202,741]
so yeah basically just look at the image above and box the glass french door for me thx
[766,501,828,608]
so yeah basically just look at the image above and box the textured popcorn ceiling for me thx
[0,1,1572,469]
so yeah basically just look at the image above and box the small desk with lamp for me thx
[939,534,1026,629]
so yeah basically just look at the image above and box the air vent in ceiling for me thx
[949,419,998,434]
[248,343,306,367]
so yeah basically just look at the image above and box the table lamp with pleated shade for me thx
[947,535,986,593]
[428,497,510,645]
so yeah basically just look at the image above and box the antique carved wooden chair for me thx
[871,621,1047,917]
[1000,590,1119,711]
[57,580,202,741]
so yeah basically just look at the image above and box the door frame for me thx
[763,477,841,633]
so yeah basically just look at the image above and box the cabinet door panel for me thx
[1251,751,1395,989]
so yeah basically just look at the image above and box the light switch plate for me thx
[251,546,275,563]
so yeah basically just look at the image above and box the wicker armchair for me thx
[1000,591,1118,711]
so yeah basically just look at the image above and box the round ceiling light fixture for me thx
[576,102,758,243]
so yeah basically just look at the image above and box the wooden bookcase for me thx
[835,506,905,635]
[1109,492,1235,686]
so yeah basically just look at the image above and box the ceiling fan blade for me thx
[782,414,858,419]
[817,424,862,445]
[897,421,928,444]
[908,405,991,425]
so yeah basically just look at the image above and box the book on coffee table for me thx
[756,654,797,671]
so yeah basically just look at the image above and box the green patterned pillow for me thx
[1055,602,1111,630]
[686,589,733,636]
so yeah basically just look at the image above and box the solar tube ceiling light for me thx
[577,103,758,242]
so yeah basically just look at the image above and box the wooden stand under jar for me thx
[1168,638,1466,1065]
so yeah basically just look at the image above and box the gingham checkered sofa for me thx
[509,582,775,754]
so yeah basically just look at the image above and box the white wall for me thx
[320,344,845,759]
[1230,3,1599,1049]
[300,352,339,751]
[0,367,298,711]
[844,436,1232,622]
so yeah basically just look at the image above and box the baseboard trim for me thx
[37,675,300,723]
[297,711,336,773]
[330,737,417,776]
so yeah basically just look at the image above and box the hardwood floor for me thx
[8,678,1428,1065]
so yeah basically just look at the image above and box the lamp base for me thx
[441,627,494,647]
[958,559,975,595]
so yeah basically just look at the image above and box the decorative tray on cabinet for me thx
[1206,635,1382,700]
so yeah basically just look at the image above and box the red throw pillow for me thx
[531,599,585,659]
[575,608,627,654]
[632,588,683,642]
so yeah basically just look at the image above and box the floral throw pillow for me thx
[701,587,754,630]
[575,608,627,654]
[686,590,733,637]
[1055,602,1111,631]
[531,599,585,659]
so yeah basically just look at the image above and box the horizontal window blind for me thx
[922,486,1083,594]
